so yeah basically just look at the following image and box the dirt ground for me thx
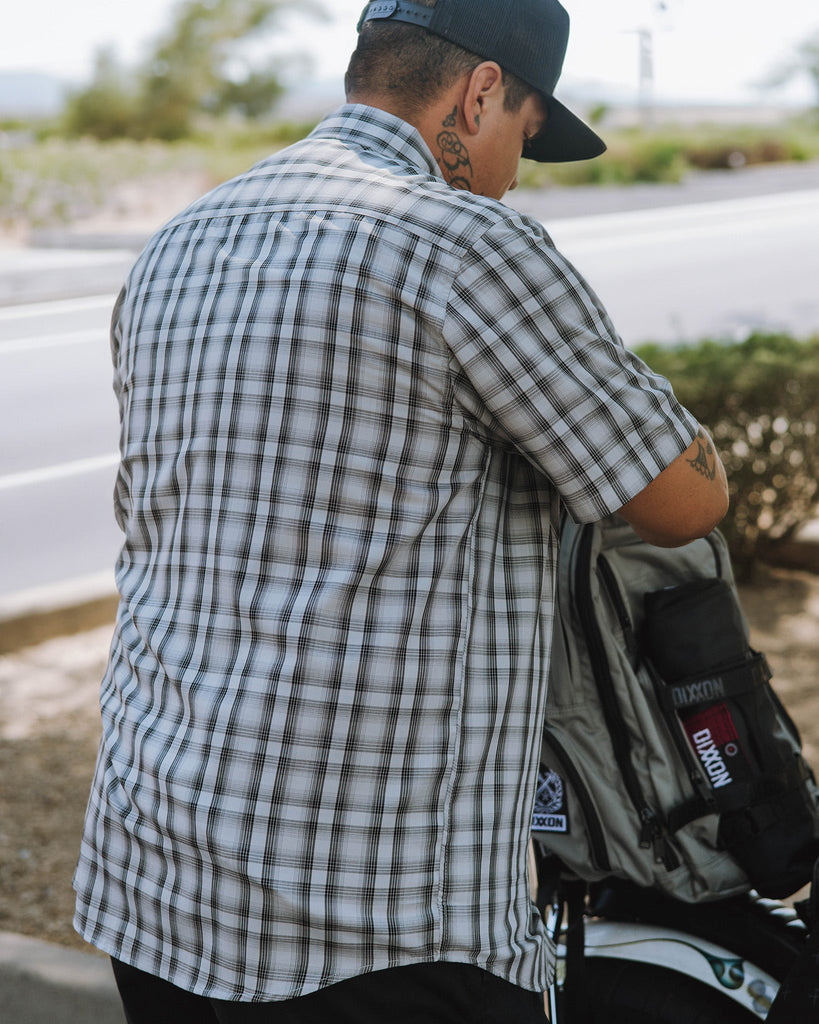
[1,566,818,955]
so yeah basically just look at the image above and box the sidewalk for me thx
[0,932,124,1024]
[0,245,137,306]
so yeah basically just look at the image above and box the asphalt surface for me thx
[1,158,817,1022]
[3,157,818,647]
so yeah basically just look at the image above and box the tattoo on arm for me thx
[686,430,717,480]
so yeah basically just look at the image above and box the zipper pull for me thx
[654,832,680,869]
[597,556,637,657]
[690,768,718,810]
[638,810,655,850]
[640,808,681,868]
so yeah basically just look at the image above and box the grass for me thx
[0,121,313,230]
[516,115,819,189]
[1,113,818,232]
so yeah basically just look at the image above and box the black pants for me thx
[111,958,546,1023]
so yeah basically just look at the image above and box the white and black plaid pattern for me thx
[74,105,697,1001]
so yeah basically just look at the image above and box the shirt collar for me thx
[308,104,443,182]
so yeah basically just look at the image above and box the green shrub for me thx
[680,129,811,170]
[515,117,819,191]
[517,135,687,189]
[61,50,141,141]
[635,334,819,575]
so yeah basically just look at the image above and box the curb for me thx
[0,574,117,655]
[0,932,124,1024]
[758,519,819,575]
[0,534,817,657]
[759,540,819,576]
[29,228,151,252]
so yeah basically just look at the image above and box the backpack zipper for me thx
[599,551,717,820]
[540,731,612,874]
[574,525,680,870]
[597,555,637,659]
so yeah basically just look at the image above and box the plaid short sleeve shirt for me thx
[74,105,697,1001]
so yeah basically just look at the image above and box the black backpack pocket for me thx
[643,578,819,897]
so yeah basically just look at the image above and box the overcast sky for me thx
[4,0,818,105]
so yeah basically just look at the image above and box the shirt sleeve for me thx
[442,215,699,523]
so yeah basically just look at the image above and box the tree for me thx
[63,0,323,140]
[62,49,139,140]
[137,0,293,138]
[215,70,285,119]
[762,31,819,110]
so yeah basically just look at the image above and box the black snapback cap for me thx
[357,0,606,163]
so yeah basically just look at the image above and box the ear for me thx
[462,62,504,138]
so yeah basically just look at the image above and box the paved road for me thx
[0,295,121,598]
[537,189,819,344]
[1,163,818,600]
[508,159,819,221]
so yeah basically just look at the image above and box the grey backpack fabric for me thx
[533,515,819,902]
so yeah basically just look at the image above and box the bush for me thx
[635,334,819,575]
[517,134,688,189]
[515,116,819,191]
[61,49,140,141]
[680,129,811,170]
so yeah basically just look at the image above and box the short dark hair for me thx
[344,18,535,118]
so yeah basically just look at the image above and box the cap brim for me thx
[523,96,606,163]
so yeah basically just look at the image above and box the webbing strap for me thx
[666,651,771,712]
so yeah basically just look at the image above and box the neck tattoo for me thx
[437,108,472,190]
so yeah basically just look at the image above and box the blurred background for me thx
[1,0,818,601]
[1,0,819,969]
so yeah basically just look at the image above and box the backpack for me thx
[533,515,819,902]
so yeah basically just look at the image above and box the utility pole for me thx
[627,1,672,128]
[637,26,654,126]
